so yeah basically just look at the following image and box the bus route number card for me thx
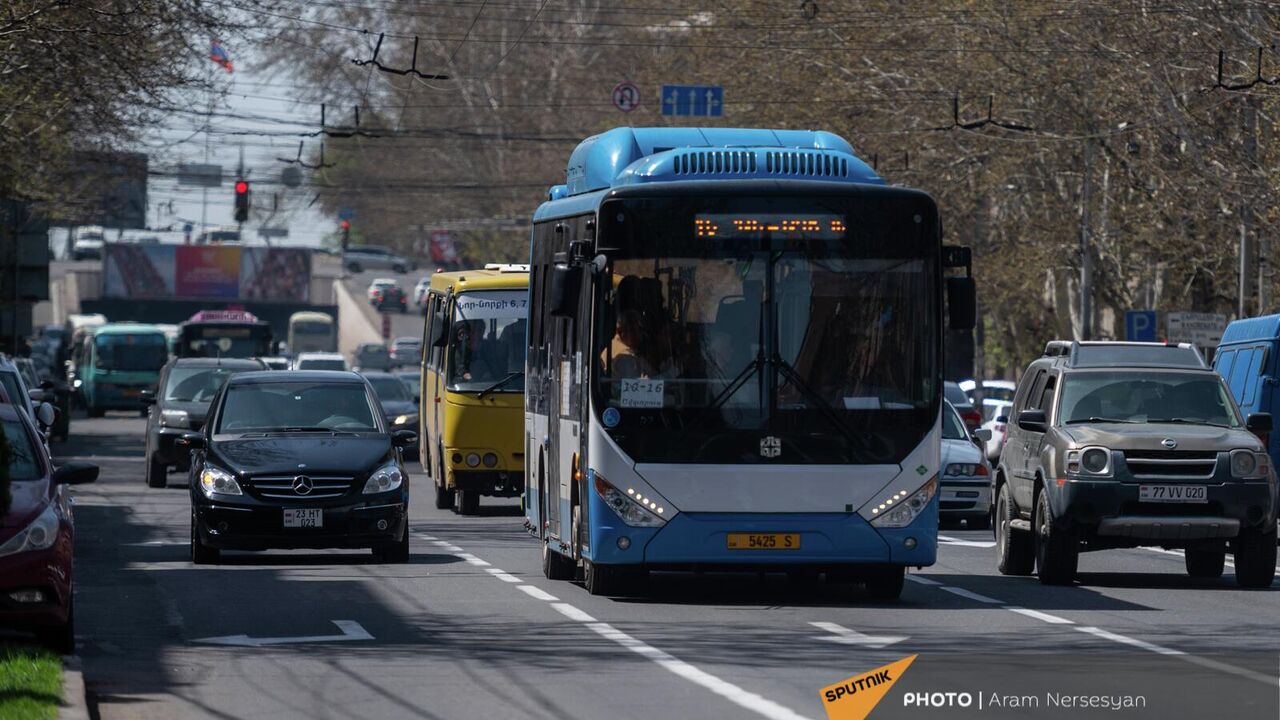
[620,379,664,408]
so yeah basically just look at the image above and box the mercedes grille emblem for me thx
[1161,438,1178,449]
[292,475,314,495]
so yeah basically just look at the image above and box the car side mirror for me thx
[946,276,977,331]
[53,461,98,485]
[391,429,417,447]
[972,428,992,443]
[549,263,580,318]
[39,379,55,391]
[140,388,156,404]
[27,388,50,403]
[177,432,205,449]
[36,402,55,428]
[1246,412,1273,433]
[1017,409,1047,433]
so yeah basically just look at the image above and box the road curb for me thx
[59,655,90,720]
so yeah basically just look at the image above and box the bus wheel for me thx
[457,489,479,515]
[864,566,905,601]
[583,560,621,596]
[543,539,575,581]
[434,482,453,509]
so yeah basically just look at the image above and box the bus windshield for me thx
[95,333,168,372]
[181,324,272,358]
[591,193,938,465]
[446,290,528,393]
[293,321,331,335]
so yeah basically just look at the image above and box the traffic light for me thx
[340,219,351,250]
[234,179,250,223]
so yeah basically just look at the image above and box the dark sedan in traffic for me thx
[361,371,419,459]
[183,371,415,564]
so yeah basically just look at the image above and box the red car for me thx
[0,403,97,652]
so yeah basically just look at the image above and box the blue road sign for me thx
[338,208,355,221]
[661,85,724,117]
[1125,310,1157,342]
[182,222,194,234]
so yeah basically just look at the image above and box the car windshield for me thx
[367,376,409,402]
[397,374,421,396]
[298,359,346,371]
[982,402,1011,423]
[447,290,528,392]
[1059,372,1240,427]
[942,404,967,440]
[164,366,251,403]
[0,373,23,409]
[983,386,1016,402]
[217,382,378,433]
[2,419,42,480]
[96,333,168,371]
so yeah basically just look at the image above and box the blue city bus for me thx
[524,127,974,599]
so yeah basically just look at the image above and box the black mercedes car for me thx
[143,357,266,488]
[182,370,416,564]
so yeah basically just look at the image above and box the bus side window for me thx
[1228,349,1253,405]
[426,295,444,370]
[1243,346,1266,407]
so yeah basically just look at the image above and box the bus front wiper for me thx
[477,372,522,398]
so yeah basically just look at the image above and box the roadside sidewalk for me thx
[59,655,89,720]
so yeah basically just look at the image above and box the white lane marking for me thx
[457,553,490,567]
[941,586,1002,604]
[938,534,996,548]
[485,568,522,583]
[418,534,437,540]
[516,584,559,602]
[808,621,907,648]
[1005,607,1073,625]
[1075,625,1184,656]
[551,603,597,622]
[905,574,942,586]
[194,620,373,647]
[430,540,449,546]
[584,622,813,720]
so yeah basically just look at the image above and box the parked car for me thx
[0,356,57,441]
[184,370,415,563]
[945,381,982,430]
[980,399,1013,461]
[0,403,98,652]
[413,276,432,312]
[994,340,1276,587]
[360,371,418,458]
[390,337,423,367]
[959,379,1017,404]
[353,343,392,372]
[346,246,413,274]
[941,401,992,529]
[143,357,266,488]
[367,278,398,301]
[258,356,290,370]
[292,352,349,371]
[71,237,104,261]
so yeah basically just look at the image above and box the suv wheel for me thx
[995,483,1034,575]
[1233,526,1277,588]
[1184,547,1225,579]
[1034,489,1078,585]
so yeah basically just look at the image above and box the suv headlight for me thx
[870,477,937,528]
[199,465,242,497]
[1066,446,1112,476]
[160,409,190,429]
[0,503,60,557]
[363,461,404,494]
[1231,449,1269,479]
[594,473,666,527]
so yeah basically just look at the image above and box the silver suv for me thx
[344,245,413,274]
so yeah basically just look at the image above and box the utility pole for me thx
[1244,94,1262,316]
[1079,139,1094,340]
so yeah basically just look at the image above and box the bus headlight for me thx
[160,409,190,429]
[199,466,242,498]
[870,477,937,528]
[593,473,666,527]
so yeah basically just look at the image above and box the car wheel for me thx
[995,484,1034,575]
[542,538,576,580]
[457,489,479,515]
[373,522,410,563]
[1034,489,1078,585]
[1233,526,1278,588]
[191,513,220,565]
[1184,547,1225,578]
[864,565,906,601]
[146,455,167,489]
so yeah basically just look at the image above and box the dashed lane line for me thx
[940,586,1002,604]
[486,568,522,583]
[1005,607,1073,625]
[516,584,559,602]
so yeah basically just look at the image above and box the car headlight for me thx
[1066,446,1112,476]
[945,463,989,477]
[160,409,190,429]
[1231,449,1269,479]
[870,477,937,528]
[363,461,404,494]
[199,465,242,498]
[0,503,60,557]
[593,473,667,527]
[393,413,417,427]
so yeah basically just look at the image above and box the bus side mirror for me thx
[430,311,448,347]
[947,276,976,331]
[549,263,579,318]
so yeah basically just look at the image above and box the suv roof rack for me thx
[1041,340,1206,369]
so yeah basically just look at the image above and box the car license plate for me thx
[283,509,323,528]
[121,388,141,398]
[726,533,801,550]
[1138,484,1207,503]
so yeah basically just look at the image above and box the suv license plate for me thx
[1138,485,1207,504]
[726,533,801,550]
[284,509,323,528]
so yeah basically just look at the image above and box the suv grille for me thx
[249,475,354,500]
[1122,450,1217,479]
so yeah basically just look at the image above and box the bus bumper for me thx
[586,492,938,569]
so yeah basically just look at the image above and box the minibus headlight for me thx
[870,477,937,528]
[593,473,666,527]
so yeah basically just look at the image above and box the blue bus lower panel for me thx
[585,490,938,568]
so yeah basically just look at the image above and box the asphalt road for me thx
[56,414,1280,720]
[343,267,432,353]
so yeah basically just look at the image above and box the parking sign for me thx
[1125,310,1157,342]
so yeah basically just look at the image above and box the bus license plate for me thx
[726,533,801,550]
[1138,485,1207,503]
[284,509,323,528]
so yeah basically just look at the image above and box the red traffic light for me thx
[234,180,248,194]
[340,220,350,230]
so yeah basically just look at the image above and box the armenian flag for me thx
[210,41,233,73]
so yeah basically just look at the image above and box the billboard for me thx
[104,244,311,302]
